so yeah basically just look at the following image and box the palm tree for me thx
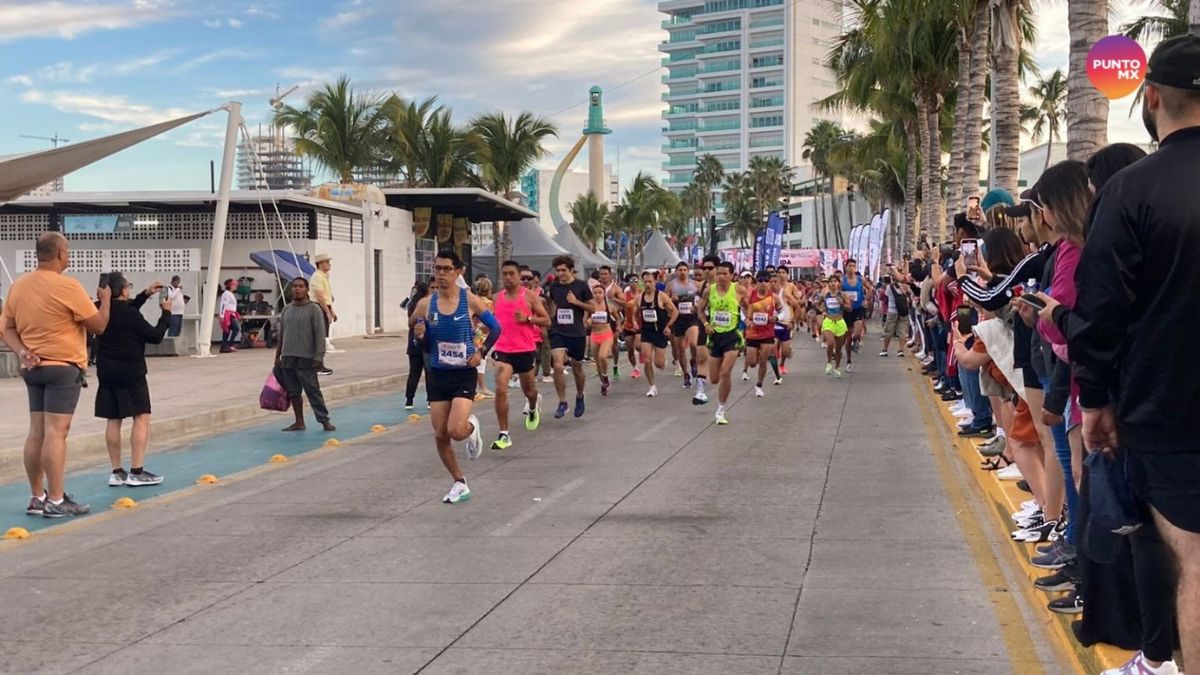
[657,191,690,259]
[803,120,843,248]
[622,172,674,269]
[272,76,388,183]
[415,109,481,188]
[381,95,444,187]
[1028,69,1068,170]
[958,0,991,210]
[1123,0,1192,40]
[568,191,608,253]
[990,0,1033,196]
[693,154,725,253]
[721,172,758,251]
[747,155,793,262]
[605,201,635,273]
[680,182,709,252]
[1066,1,1109,160]
[470,111,558,262]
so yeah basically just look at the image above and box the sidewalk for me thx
[0,335,410,481]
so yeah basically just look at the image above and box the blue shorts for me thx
[774,324,792,342]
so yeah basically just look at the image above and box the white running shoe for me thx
[878,351,888,357]
[833,368,843,378]
[508,375,520,389]
[996,464,1024,481]
[741,371,750,381]
[1101,652,1179,675]
[953,408,973,420]
[825,363,833,375]
[443,481,471,504]
[845,363,854,373]
[715,405,728,425]
[773,377,782,385]
[646,385,658,397]
[465,414,483,460]
[674,365,683,377]
[692,390,708,405]
[755,386,765,398]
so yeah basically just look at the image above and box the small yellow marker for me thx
[269,454,289,463]
[196,474,219,485]
[408,414,422,422]
[3,527,31,540]
[324,438,340,448]
[371,424,386,433]
[112,497,137,509]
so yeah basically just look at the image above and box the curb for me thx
[0,373,406,482]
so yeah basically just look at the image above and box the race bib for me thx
[556,308,574,325]
[713,310,733,328]
[825,297,841,311]
[846,290,859,302]
[437,341,468,367]
[678,301,693,314]
[752,312,769,326]
[642,308,659,322]
[592,311,609,324]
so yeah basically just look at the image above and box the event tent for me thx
[640,230,682,268]
[473,217,570,280]
[553,222,614,271]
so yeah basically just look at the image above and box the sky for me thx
[0,0,1164,194]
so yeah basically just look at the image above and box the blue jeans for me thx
[167,314,183,337]
[960,366,991,427]
[1039,376,1078,545]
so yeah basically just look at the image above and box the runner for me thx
[697,261,748,425]
[545,255,596,419]
[841,258,874,373]
[668,262,706,401]
[807,281,823,340]
[638,269,678,397]
[690,255,719,403]
[489,260,549,451]
[597,265,623,382]
[589,266,621,397]
[822,276,850,378]
[737,269,754,381]
[620,273,642,378]
[745,272,781,397]
[774,265,801,377]
[409,250,500,504]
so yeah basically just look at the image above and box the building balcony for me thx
[697,119,741,133]
[662,69,699,83]
[698,102,740,115]
[748,37,784,50]
[748,17,784,31]
[698,140,741,152]
[663,142,698,152]
[663,157,698,169]
[660,37,700,51]
[750,96,784,109]
[662,88,700,101]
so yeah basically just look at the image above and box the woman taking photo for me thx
[94,272,171,487]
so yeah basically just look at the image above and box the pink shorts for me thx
[590,330,614,346]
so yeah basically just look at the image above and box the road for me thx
[0,338,1069,674]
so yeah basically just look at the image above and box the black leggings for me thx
[405,349,425,404]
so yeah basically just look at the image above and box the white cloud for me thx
[227,16,243,28]
[174,47,259,73]
[246,4,279,19]
[0,1,176,42]
[20,50,178,84]
[6,74,34,87]
[20,87,195,127]
[203,18,221,27]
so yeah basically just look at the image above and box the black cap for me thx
[1004,187,1042,218]
[1146,35,1200,91]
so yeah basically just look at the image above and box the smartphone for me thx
[97,273,110,289]
[1019,294,1046,311]
[956,306,974,335]
[159,288,170,303]
[961,239,978,269]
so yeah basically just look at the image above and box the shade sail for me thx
[249,249,316,283]
[0,110,213,204]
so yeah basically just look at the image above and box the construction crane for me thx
[19,133,70,148]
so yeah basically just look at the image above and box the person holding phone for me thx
[165,275,188,337]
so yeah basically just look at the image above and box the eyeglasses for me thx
[433,265,455,272]
[701,266,714,271]
[520,276,534,281]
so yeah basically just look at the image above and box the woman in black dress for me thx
[404,281,431,409]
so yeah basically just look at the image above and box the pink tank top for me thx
[493,289,538,353]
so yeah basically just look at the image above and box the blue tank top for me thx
[426,288,475,370]
[842,275,864,310]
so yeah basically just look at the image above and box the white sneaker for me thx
[715,405,728,425]
[465,414,483,460]
[845,363,854,373]
[508,375,520,389]
[674,365,683,377]
[1011,502,1040,522]
[740,371,749,381]
[443,481,471,504]
[541,375,554,383]
[878,351,888,357]
[1101,652,1179,675]
[646,385,658,397]
[755,386,765,398]
[953,408,974,420]
[948,400,965,412]
[957,417,976,430]
[773,377,782,385]
[995,464,1024,481]
[692,390,708,404]
[833,368,843,379]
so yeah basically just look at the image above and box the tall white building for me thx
[236,132,312,191]
[658,0,843,198]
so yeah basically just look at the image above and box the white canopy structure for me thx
[641,230,682,268]
[473,217,570,279]
[0,111,213,204]
[553,222,614,271]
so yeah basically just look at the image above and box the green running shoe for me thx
[525,398,541,431]
[491,432,513,451]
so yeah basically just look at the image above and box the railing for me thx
[703,79,741,92]
[703,100,740,113]
[750,77,784,88]
[749,135,784,147]
[700,59,740,73]
[664,68,699,81]
[749,37,784,49]
[663,157,698,168]
[750,56,784,68]
[663,142,699,151]
[700,41,741,54]
[749,117,783,128]
[700,20,741,33]
[666,120,699,131]
[749,17,784,29]
[701,0,782,15]
[751,96,784,108]
[700,141,741,151]
[700,119,741,131]
[662,16,694,29]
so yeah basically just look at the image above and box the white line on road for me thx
[635,416,677,442]
[490,478,585,536]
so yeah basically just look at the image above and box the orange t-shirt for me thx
[746,290,777,341]
[3,269,98,369]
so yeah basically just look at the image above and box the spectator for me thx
[2,232,110,518]
[404,281,431,410]
[275,276,335,433]
[94,272,170,487]
[309,253,335,375]
[473,277,496,399]
[219,278,240,353]
[165,275,188,337]
[248,292,271,315]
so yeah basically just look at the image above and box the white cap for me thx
[456,275,469,290]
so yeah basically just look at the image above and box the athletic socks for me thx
[768,356,780,379]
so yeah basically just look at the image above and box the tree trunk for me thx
[1045,129,1054,171]
[914,94,932,243]
[924,91,945,242]
[905,124,921,253]
[960,0,991,206]
[991,0,1022,196]
[1066,0,1109,160]
[1190,0,1199,35]
[946,28,973,227]
[829,177,842,248]
[491,221,502,259]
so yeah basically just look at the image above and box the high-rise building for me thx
[658,0,843,198]
[237,131,312,191]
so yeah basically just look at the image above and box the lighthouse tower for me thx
[583,86,612,206]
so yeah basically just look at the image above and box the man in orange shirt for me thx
[2,232,111,518]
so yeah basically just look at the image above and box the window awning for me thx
[380,188,536,222]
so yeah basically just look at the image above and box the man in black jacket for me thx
[1067,36,1200,669]
[94,272,171,487]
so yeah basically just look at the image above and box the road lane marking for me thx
[489,478,585,537]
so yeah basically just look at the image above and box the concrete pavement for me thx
[0,337,1072,674]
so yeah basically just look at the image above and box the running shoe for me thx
[996,464,1024,481]
[825,363,833,375]
[404,401,415,410]
[25,494,44,516]
[846,363,854,373]
[1047,590,1083,615]
[715,406,728,425]
[491,432,513,451]
[42,494,90,518]
[833,368,843,379]
[1034,566,1080,593]
[692,390,708,405]
[631,368,641,379]
[674,365,683,377]
[878,350,888,357]
[124,470,164,487]
[646,385,658,397]
[574,395,585,418]
[852,340,860,354]
[508,375,520,389]
[773,377,782,386]
[1101,652,1180,675]
[612,365,619,380]
[780,365,788,375]
[1011,501,1040,522]
[1015,519,1059,544]
[741,371,750,381]
[683,374,692,389]
[896,351,904,357]
[541,375,554,383]
[109,469,128,487]
[443,480,471,504]
[755,386,765,398]
[979,435,1008,458]
[525,395,541,431]
[1031,540,1076,570]
[554,401,569,419]
[959,424,995,438]
[465,414,483,460]
[600,375,610,397]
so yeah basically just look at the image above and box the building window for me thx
[414,237,436,282]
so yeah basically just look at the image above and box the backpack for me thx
[891,287,909,317]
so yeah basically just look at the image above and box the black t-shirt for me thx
[547,279,593,337]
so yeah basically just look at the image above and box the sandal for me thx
[981,454,1014,471]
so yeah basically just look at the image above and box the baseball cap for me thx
[979,188,1016,212]
[1145,35,1200,91]
[1004,187,1043,218]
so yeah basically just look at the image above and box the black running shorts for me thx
[1129,450,1200,533]
[426,367,477,403]
[493,351,536,374]
[708,330,741,358]
[549,333,587,362]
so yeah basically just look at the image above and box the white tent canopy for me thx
[553,222,614,270]
[473,217,570,280]
[0,111,213,204]
[641,230,682,268]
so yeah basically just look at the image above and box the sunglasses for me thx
[520,276,534,281]
[701,265,714,271]
[433,265,455,272]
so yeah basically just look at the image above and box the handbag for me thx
[259,367,291,412]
